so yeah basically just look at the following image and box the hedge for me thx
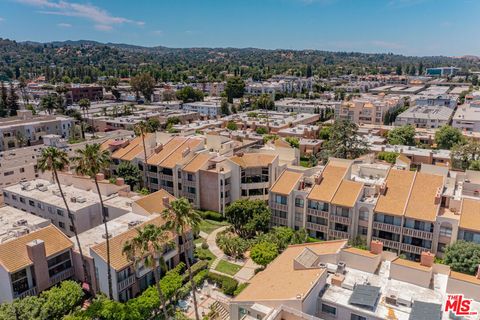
[206,272,239,296]
[233,283,249,296]
[177,270,209,300]
[181,260,208,283]
[198,210,224,221]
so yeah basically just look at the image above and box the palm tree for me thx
[40,94,58,115]
[78,98,91,136]
[134,121,150,191]
[122,224,170,319]
[73,143,113,299]
[162,198,202,320]
[37,147,92,295]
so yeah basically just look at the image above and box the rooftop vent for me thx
[76,196,86,203]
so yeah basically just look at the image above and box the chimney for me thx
[26,240,50,291]
[115,177,125,186]
[96,173,105,181]
[476,265,480,280]
[370,240,383,255]
[420,251,434,268]
[162,196,170,207]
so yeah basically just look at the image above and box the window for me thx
[359,210,369,221]
[12,194,17,201]
[2,192,8,198]
[59,221,65,229]
[351,314,366,320]
[358,226,368,236]
[4,171,14,176]
[439,226,452,237]
[19,197,25,204]
[321,303,336,316]
[11,268,29,295]
[69,225,75,232]
[57,209,64,216]
[295,198,304,208]
[275,195,287,205]
[47,251,72,277]
[29,200,35,207]
[20,168,25,173]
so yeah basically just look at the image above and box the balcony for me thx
[183,180,196,187]
[270,202,288,212]
[372,237,400,250]
[117,274,135,292]
[14,286,38,299]
[402,227,433,241]
[328,229,349,240]
[330,214,351,225]
[158,173,173,181]
[373,221,402,234]
[400,243,429,255]
[50,267,74,286]
[271,216,288,226]
[241,181,269,189]
[306,222,328,233]
[306,208,329,219]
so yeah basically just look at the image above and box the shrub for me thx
[198,210,224,221]
[183,260,208,283]
[233,283,249,296]
[201,241,209,249]
[250,241,279,267]
[216,232,249,259]
[206,272,239,296]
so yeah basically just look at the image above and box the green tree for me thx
[224,199,271,239]
[41,94,58,115]
[122,224,170,319]
[387,125,416,146]
[320,120,367,161]
[7,82,19,116]
[146,117,161,132]
[220,98,231,115]
[435,125,465,149]
[451,139,480,170]
[78,98,91,137]
[117,161,141,189]
[226,121,238,131]
[159,267,183,302]
[38,147,91,294]
[176,86,204,103]
[255,127,268,135]
[469,160,480,171]
[444,241,480,275]
[133,121,152,191]
[285,136,299,148]
[40,281,84,320]
[377,151,399,164]
[18,76,30,106]
[250,242,278,267]
[162,198,202,320]
[0,82,7,117]
[74,143,113,299]
[318,125,332,140]
[225,76,245,103]
[255,94,274,110]
[131,73,156,103]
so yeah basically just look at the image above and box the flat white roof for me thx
[0,206,50,243]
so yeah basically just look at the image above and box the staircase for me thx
[210,301,230,320]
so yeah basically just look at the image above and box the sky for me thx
[0,0,478,56]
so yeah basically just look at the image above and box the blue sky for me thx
[0,0,478,56]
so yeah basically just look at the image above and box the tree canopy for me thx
[117,161,141,189]
[435,125,465,150]
[320,120,367,162]
[225,76,245,103]
[176,86,204,103]
[224,199,271,238]
[444,241,480,275]
[250,241,279,267]
[130,73,156,102]
[387,125,416,146]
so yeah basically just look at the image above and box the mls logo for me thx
[445,294,478,317]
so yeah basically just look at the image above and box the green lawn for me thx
[194,247,216,267]
[215,260,242,276]
[198,219,229,234]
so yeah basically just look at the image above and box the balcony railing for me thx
[50,267,74,286]
[117,274,135,292]
[270,202,288,212]
[306,208,329,219]
[400,243,429,255]
[158,173,173,181]
[373,221,402,234]
[328,229,349,240]
[271,216,288,226]
[372,237,400,250]
[183,180,196,187]
[14,286,37,299]
[402,227,433,241]
[330,214,351,225]
[306,222,328,233]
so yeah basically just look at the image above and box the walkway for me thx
[203,225,259,283]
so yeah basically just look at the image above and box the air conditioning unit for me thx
[38,186,48,192]
[128,221,140,228]
[337,261,347,274]
[76,196,86,203]
[15,219,28,226]
[70,197,77,203]
[386,294,397,305]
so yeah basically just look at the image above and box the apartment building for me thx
[0,225,74,303]
[275,98,339,114]
[0,110,75,151]
[335,95,403,125]
[230,239,480,320]
[452,102,480,133]
[71,189,192,301]
[67,85,103,103]
[412,94,457,109]
[0,206,51,243]
[2,175,131,237]
[182,101,222,117]
[269,158,480,261]
[395,105,454,128]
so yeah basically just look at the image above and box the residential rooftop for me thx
[0,206,50,243]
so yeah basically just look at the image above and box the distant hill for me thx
[1,38,479,82]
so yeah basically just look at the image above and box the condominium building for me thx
[0,206,51,243]
[72,189,191,301]
[230,239,480,320]
[0,110,76,151]
[2,175,131,237]
[182,101,222,117]
[275,98,339,114]
[0,225,74,303]
[395,105,454,129]
[412,94,457,109]
[452,102,480,133]
[335,95,403,125]
[268,158,480,261]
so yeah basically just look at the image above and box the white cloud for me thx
[94,24,113,32]
[57,22,72,28]
[16,0,144,30]
[152,30,163,36]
